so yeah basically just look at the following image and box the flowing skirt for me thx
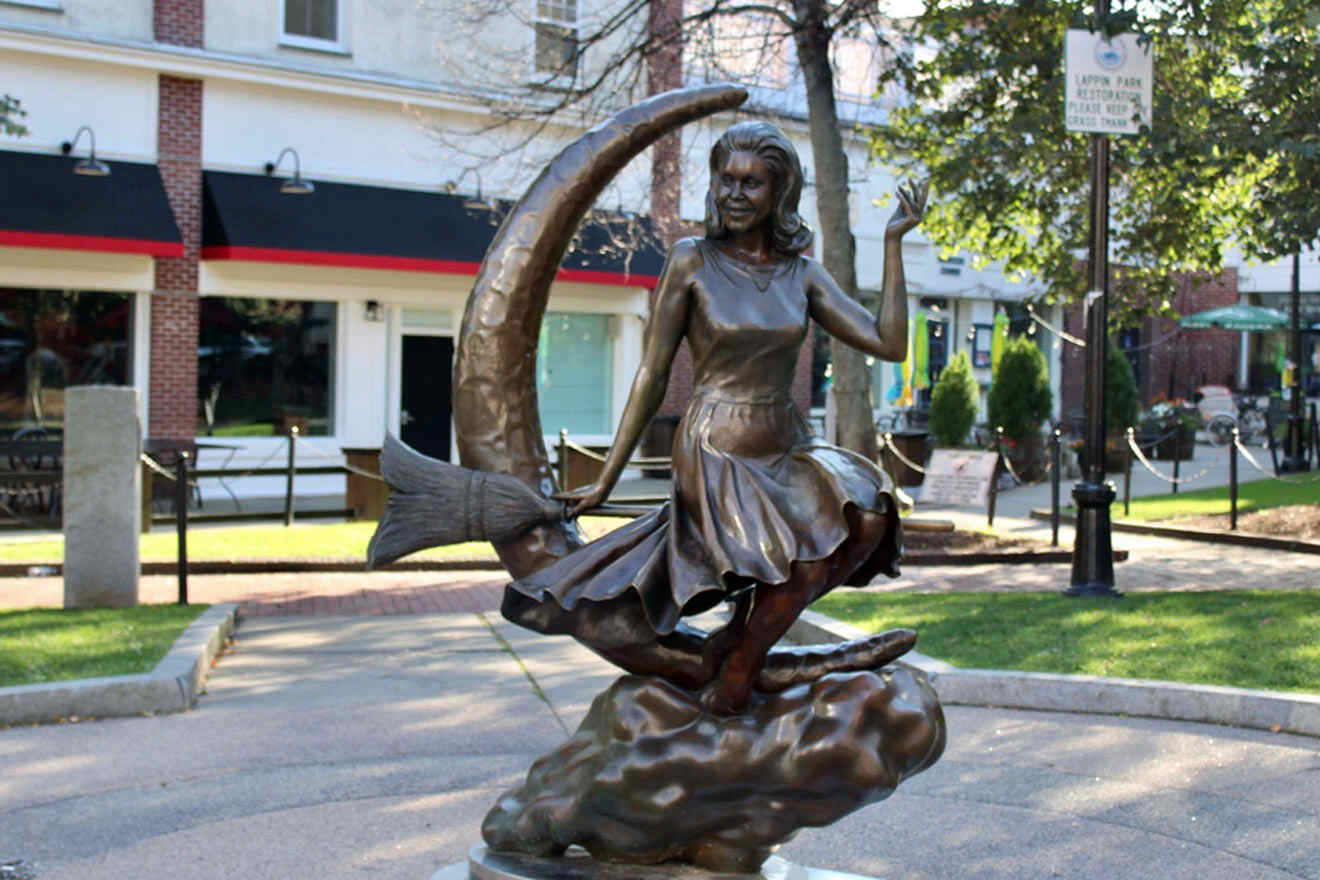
[509,389,902,634]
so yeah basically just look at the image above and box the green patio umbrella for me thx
[1177,303,1288,331]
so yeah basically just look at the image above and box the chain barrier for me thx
[292,434,388,482]
[140,451,181,483]
[1234,436,1320,484]
[1125,434,1214,485]
[879,432,928,475]
[878,431,1063,488]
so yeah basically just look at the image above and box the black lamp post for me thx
[1066,1,1121,597]
[1279,252,1309,473]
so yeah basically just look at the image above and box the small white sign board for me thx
[1064,30,1153,135]
[921,449,999,507]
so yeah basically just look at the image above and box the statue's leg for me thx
[501,587,720,689]
[707,506,912,712]
[756,505,915,691]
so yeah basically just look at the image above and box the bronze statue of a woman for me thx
[372,87,943,874]
[500,121,926,714]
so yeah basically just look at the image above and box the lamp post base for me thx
[1065,480,1121,597]
[1278,413,1309,473]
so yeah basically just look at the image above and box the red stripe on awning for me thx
[0,230,184,257]
[203,245,659,287]
[202,245,477,275]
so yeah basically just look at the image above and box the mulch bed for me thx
[904,529,1040,553]
[1163,504,1320,540]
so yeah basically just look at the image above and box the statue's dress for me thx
[510,239,901,634]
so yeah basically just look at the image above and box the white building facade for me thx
[1,0,1076,513]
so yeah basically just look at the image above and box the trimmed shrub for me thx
[986,334,1052,442]
[1106,339,1140,431]
[930,350,979,446]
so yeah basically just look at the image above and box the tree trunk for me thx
[791,0,878,461]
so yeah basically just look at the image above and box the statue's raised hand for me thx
[885,181,928,240]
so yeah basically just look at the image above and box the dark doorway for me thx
[401,335,453,461]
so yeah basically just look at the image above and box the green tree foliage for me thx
[929,350,979,446]
[1106,339,1141,430]
[987,335,1052,441]
[871,0,1314,318]
[1227,0,1320,263]
[1,95,27,138]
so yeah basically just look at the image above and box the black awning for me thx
[0,150,183,257]
[201,171,663,286]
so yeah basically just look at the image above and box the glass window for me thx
[0,288,132,436]
[971,323,992,368]
[534,0,577,76]
[198,298,336,437]
[537,311,611,435]
[285,0,338,42]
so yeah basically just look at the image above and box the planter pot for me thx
[1154,425,1196,461]
[1002,433,1045,482]
[882,431,930,487]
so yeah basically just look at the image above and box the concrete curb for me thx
[787,609,1320,738]
[1030,508,1320,555]
[0,603,238,726]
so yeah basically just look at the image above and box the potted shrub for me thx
[930,351,979,447]
[1100,339,1141,473]
[987,335,1052,480]
[1137,393,1197,460]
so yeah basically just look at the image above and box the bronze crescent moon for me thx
[452,84,748,580]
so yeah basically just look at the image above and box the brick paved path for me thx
[0,570,509,617]
[1,512,1313,617]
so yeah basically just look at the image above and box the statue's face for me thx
[716,150,774,235]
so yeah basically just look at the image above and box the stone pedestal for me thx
[433,845,878,880]
[63,386,142,608]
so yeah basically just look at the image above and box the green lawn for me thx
[0,517,630,564]
[0,604,208,687]
[815,590,1320,694]
[1115,476,1320,522]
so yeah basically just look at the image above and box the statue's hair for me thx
[704,121,814,257]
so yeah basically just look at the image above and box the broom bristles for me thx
[367,434,566,569]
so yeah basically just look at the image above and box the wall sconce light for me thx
[364,300,383,322]
[444,169,494,211]
[264,147,314,194]
[61,125,110,177]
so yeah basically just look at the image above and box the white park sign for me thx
[1064,30,1153,135]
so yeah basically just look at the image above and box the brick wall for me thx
[154,0,203,47]
[151,73,203,441]
[1140,269,1240,401]
[1059,269,1241,422]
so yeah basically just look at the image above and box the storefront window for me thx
[198,297,336,436]
[0,288,132,436]
[537,311,612,435]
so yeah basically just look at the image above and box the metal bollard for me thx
[1123,427,1133,516]
[1172,444,1180,495]
[1229,428,1239,530]
[285,425,299,527]
[1050,427,1061,546]
[175,450,189,605]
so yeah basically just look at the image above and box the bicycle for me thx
[1205,394,1268,447]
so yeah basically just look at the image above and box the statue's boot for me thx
[502,587,916,694]
[755,628,917,692]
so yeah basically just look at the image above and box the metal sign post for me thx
[1061,14,1150,597]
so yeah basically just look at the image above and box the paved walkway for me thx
[1,440,1317,877]
[2,613,1316,880]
